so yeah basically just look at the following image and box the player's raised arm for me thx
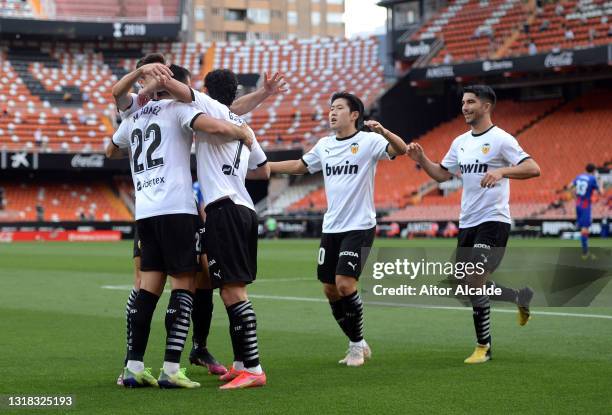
[364,120,407,157]
[112,63,172,111]
[268,159,309,175]
[230,72,289,116]
[407,142,453,182]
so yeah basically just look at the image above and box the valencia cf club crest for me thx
[350,143,359,154]
[481,143,491,155]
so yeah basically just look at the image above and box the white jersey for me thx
[441,125,530,228]
[302,131,392,233]
[112,99,203,220]
[119,93,142,120]
[192,89,267,210]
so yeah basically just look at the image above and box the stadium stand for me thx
[0,0,35,18]
[412,0,530,64]
[47,0,180,22]
[0,37,383,151]
[0,181,132,221]
[505,0,612,56]
[412,0,612,64]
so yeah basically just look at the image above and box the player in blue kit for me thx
[571,164,600,258]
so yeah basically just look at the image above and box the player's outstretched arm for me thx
[268,160,308,175]
[112,63,173,111]
[480,158,541,188]
[246,164,271,180]
[364,120,407,157]
[192,116,254,148]
[230,72,289,115]
[407,143,453,182]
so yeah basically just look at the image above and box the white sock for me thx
[245,364,263,375]
[232,361,245,371]
[349,340,366,348]
[163,362,180,375]
[127,360,144,373]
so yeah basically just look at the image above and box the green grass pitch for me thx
[1,238,611,414]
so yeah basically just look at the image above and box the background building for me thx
[189,0,345,42]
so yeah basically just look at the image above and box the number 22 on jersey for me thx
[131,123,164,173]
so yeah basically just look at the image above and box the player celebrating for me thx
[407,85,541,364]
[268,92,407,367]
[107,65,253,388]
[571,163,601,258]
[192,69,270,390]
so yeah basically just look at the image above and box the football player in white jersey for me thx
[111,56,285,384]
[268,92,407,367]
[407,85,541,364]
[107,64,254,389]
[191,70,270,390]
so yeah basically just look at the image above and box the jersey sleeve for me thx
[440,138,460,174]
[192,89,218,115]
[371,133,392,161]
[172,102,205,131]
[111,119,130,148]
[501,135,530,166]
[248,135,268,170]
[118,93,141,120]
[301,139,323,174]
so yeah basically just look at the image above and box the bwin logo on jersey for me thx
[460,162,488,174]
[325,161,358,176]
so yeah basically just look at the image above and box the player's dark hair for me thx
[204,69,238,106]
[136,53,165,68]
[586,163,596,173]
[463,85,497,107]
[169,64,191,85]
[331,91,364,129]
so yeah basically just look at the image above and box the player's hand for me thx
[240,123,254,150]
[364,120,386,136]
[406,142,425,162]
[263,72,288,96]
[139,63,172,83]
[480,169,504,188]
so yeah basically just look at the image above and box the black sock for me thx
[191,288,213,350]
[470,295,491,345]
[124,288,138,366]
[227,300,260,369]
[341,291,364,343]
[164,289,193,363]
[329,299,352,339]
[128,289,159,362]
[487,281,518,303]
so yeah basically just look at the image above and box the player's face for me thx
[329,98,358,132]
[461,93,486,125]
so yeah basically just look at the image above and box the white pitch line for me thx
[100,286,612,320]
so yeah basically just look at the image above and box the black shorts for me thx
[136,213,200,275]
[204,198,258,289]
[317,227,376,284]
[195,213,205,258]
[456,221,510,273]
[133,226,141,258]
